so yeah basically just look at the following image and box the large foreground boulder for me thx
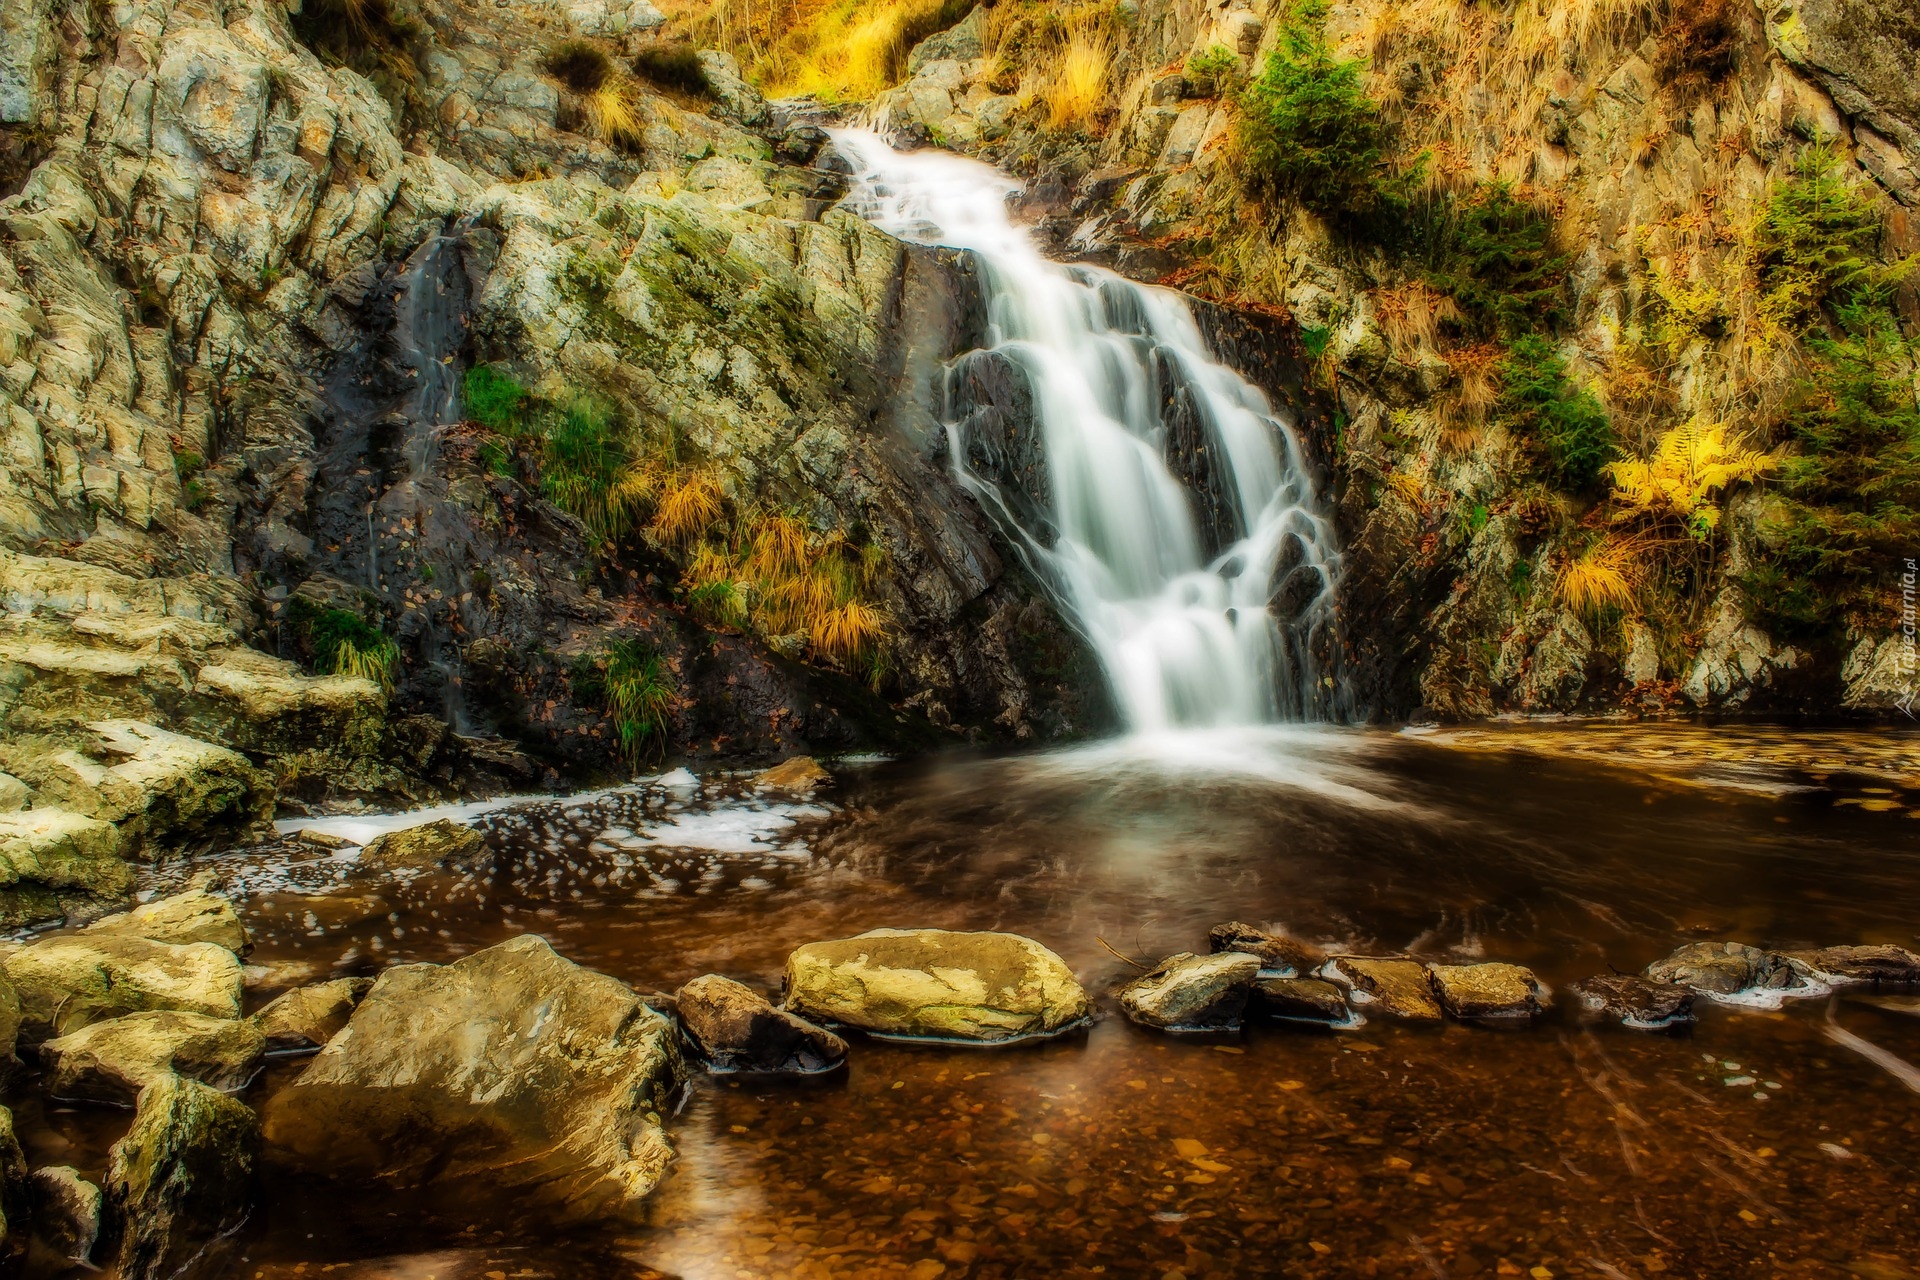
[29,1165,102,1266]
[41,1011,265,1104]
[4,935,244,1040]
[101,1075,259,1280]
[85,889,249,953]
[783,928,1091,1043]
[0,807,133,927]
[676,975,847,1073]
[1117,952,1260,1030]
[263,935,684,1219]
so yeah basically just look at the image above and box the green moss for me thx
[1498,335,1616,493]
[463,366,647,544]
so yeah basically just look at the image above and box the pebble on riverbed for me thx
[1116,952,1261,1031]
[1779,944,1920,988]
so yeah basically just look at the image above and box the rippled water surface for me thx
[42,725,1920,1279]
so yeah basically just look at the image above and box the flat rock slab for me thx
[751,756,829,796]
[676,974,846,1073]
[5,935,244,1039]
[1207,922,1320,976]
[1428,962,1551,1022]
[1570,974,1695,1030]
[1323,958,1442,1022]
[41,1010,265,1104]
[1781,945,1920,987]
[359,819,487,874]
[105,1075,259,1280]
[250,977,374,1053]
[1254,976,1352,1024]
[1644,942,1804,997]
[264,935,684,1220]
[1118,952,1260,1030]
[784,928,1090,1043]
[85,889,248,953]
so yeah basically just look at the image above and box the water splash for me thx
[833,131,1342,728]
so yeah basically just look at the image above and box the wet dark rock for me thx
[1322,957,1443,1022]
[1644,942,1804,997]
[1207,921,1321,976]
[1117,952,1261,1030]
[675,975,847,1074]
[264,935,684,1220]
[101,1075,259,1280]
[40,1011,265,1105]
[1252,975,1351,1025]
[358,819,488,874]
[1780,944,1920,988]
[1569,974,1696,1030]
[250,977,375,1054]
[776,123,830,165]
[1427,962,1551,1023]
[29,1166,100,1266]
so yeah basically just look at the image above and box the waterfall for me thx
[833,131,1343,729]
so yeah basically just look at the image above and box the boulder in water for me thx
[263,935,684,1219]
[29,1165,101,1266]
[1569,975,1696,1030]
[358,819,488,874]
[675,974,847,1073]
[250,977,374,1054]
[1117,952,1260,1030]
[1254,975,1353,1025]
[84,889,249,953]
[1643,942,1805,998]
[41,1011,265,1104]
[5,935,244,1040]
[1779,944,1920,988]
[0,1107,25,1247]
[1322,957,1443,1022]
[101,1075,259,1280]
[1427,962,1551,1023]
[752,756,830,796]
[1207,921,1320,976]
[784,928,1090,1043]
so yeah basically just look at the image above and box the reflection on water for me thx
[62,727,1920,1278]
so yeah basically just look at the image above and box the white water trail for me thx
[833,131,1343,729]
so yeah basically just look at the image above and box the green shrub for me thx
[571,639,675,764]
[286,598,400,692]
[1185,45,1239,97]
[1419,184,1570,339]
[1754,145,1910,336]
[463,366,647,544]
[1498,335,1616,492]
[1238,0,1397,218]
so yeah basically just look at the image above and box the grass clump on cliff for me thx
[631,43,712,97]
[570,639,675,764]
[286,598,400,693]
[1238,0,1400,220]
[465,366,654,544]
[732,0,973,101]
[544,40,646,152]
[290,0,425,116]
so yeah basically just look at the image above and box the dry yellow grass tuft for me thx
[1045,26,1113,131]
[649,471,726,545]
[1558,534,1645,615]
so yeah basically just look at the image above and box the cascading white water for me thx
[834,131,1343,729]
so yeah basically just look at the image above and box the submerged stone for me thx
[5,935,245,1040]
[752,756,830,796]
[1207,921,1320,976]
[1118,952,1260,1030]
[1569,974,1696,1030]
[102,1075,259,1280]
[41,1010,265,1104]
[1427,962,1551,1022]
[264,935,684,1220]
[676,974,847,1073]
[1253,975,1352,1024]
[1322,957,1443,1022]
[1643,942,1803,997]
[85,889,249,954]
[358,819,488,874]
[249,977,374,1054]
[29,1165,101,1265]
[1779,944,1920,988]
[784,928,1090,1043]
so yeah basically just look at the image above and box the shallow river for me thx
[29,724,1920,1279]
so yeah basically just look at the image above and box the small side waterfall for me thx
[834,131,1343,729]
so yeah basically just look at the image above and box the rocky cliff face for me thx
[866,0,1920,720]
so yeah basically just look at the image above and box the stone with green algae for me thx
[102,1075,258,1280]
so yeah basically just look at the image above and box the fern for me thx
[1606,417,1774,540]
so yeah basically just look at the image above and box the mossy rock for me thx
[101,1075,259,1280]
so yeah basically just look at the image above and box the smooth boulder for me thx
[358,819,487,874]
[1570,975,1696,1029]
[751,756,830,796]
[1644,942,1804,998]
[1117,952,1260,1030]
[264,935,684,1219]
[5,935,244,1039]
[1322,957,1443,1022]
[1428,962,1552,1022]
[250,977,374,1053]
[30,1165,101,1266]
[1208,921,1320,976]
[676,974,847,1073]
[41,1011,265,1104]
[784,928,1090,1043]
[1254,975,1352,1025]
[85,889,249,953]
[101,1075,259,1280]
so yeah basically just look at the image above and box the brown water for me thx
[49,726,1920,1279]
